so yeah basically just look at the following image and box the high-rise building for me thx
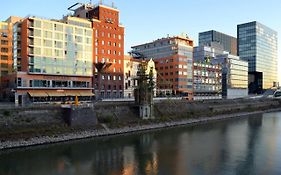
[70,2,125,99]
[199,30,237,55]
[0,16,21,100]
[131,34,194,99]
[238,21,278,93]
[10,16,94,105]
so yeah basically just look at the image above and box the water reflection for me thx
[1,112,281,175]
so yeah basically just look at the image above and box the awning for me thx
[65,91,81,96]
[28,92,48,97]
[79,91,95,96]
[46,92,66,97]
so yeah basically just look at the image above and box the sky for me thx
[1,0,280,82]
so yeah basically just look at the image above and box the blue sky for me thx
[1,0,280,82]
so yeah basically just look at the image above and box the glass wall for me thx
[238,21,278,89]
[27,18,93,76]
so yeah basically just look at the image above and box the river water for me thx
[1,111,281,175]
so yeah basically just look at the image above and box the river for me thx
[0,111,281,175]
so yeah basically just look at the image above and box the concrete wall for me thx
[0,98,280,135]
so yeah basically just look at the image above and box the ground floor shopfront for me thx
[15,89,94,105]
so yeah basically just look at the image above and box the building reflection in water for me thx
[1,112,281,175]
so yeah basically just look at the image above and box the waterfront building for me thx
[199,30,237,55]
[193,43,248,99]
[124,55,157,99]
[0,16,22,100]
[131,34,194,99]
[238,21,278,93]
[10,16,94,105]
[193,61,222,100]
[70,2,125,99]
[215,54,248,99]
[193,44,225,99]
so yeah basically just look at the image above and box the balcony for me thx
[28,31,34,38]
[28,49,34,55]
[28,39,34,46]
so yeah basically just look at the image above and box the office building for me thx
[10,16,94,105]
[238,21,278,93]
[194,44,248,99]
[215,54,248,99]
[199,30,237,55]
[131,34,194,99]
[70,2,125,99]
[193,44,225,99]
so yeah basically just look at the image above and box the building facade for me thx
[0,21,13,78]
[215,54,248,99]
[71,3,125,99]
[199,30,237,55]
[131,35,194,99]
[11,16,94,105]
[0,16,22,101]
[193,61,222,100]
[123,55,140,98]
[193,45,225,99]
[238,21,278,93]
[193,44,248,99]
[123,56,157,99]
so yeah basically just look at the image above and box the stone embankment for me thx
[0,98,281,150]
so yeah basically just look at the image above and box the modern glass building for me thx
[238,21,278,93]
[215,54,248,99]
[193,44,248,99]
[199,30,237,55]
[11,16,94,105]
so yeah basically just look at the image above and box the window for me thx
[1,55,8,60]
[17,78,22,87]
[1,48,8,53]
[54,24,63,31]
[1,40,8,45]
[1,63,8,68]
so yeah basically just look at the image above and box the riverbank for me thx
[1,106,281,150]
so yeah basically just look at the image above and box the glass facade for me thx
[199,30,237,55]
[194,45,248,98]
[238,21,278,90]
[26,17,93,76]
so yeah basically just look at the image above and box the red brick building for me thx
[132,35,194,99]
[71,3,125,99]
